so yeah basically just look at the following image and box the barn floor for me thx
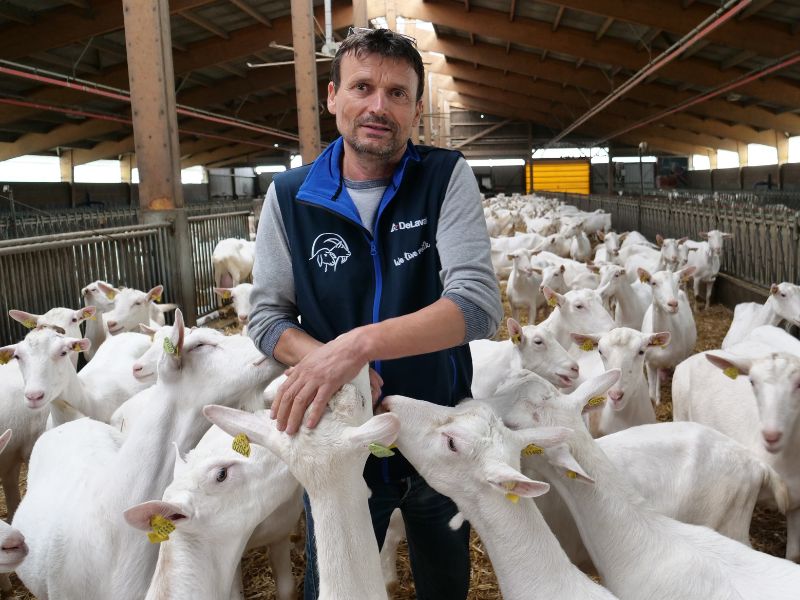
[1,298,788,599]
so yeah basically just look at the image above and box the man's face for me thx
[328,52,423,162]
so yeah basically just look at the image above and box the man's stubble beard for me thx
[345,130,404,160]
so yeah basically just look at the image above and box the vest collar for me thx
[296,137,421,225]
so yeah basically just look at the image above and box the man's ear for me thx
[327,81,337,115]
[413,99,423,126]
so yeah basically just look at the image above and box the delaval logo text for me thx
[390,217,427,233]
[309,233,351,272]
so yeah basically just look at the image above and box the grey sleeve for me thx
[437,157,503,342]
[247,182,304,359]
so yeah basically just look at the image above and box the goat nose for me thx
[763,430,782,444]
[667,299,678,309]
[107,320,117,328]
[570,364,579,375]
[132,364,143,373]
[238,315,248,323]
[608,389,624,401]
[1,531,25,552]
[25,391,44,403]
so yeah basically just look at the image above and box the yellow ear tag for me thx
[82,309,96,321]
[566,470,578,479]
[723,367,739,380]
[505,493,520,503]
[22,319,37,329]
[511,333,521,345]
[547,296,558,308]
[147,514,175,544]
[639,274,650,284]
[232,433,251,457]
[369,443,395,458]
[163,337,179,356]
[0,351,11,365]
[586,396,605,408]
[152,294,162,303]
[580,339,596,352]
[222,290,232,300]
[71,343,83,352]
[522,444,544,456]
[105,290,117,300]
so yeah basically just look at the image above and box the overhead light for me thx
[480,114,485,119]
[273,143,279,148]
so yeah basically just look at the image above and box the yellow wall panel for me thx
[532,160,590,194]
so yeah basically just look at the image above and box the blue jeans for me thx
[303,474,471,600]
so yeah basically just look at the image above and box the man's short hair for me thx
[331,28,425,102]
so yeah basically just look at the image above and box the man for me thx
[248,27,502,600]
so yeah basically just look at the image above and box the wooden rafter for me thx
[595,17,614,42]
[453,119,512,148]
[737,0,775,21]
[720,50,757,71]
[228,0,272,27]
[552,6,565,32]
[509,0,517,22]
[0,3,35,25]
[180,9,230,39]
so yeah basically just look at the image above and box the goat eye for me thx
[71,318,78,323]
[446,437,457,453]
[533,338,543,345]
[638,350,645,356]
[135,301,143,306]
[60,350,68,357]
[216,467,228,482]
[781,293,787,298]
[575,304,584,310]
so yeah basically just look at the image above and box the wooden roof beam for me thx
[228,0,272,27]
[63,0,92,8]
[416,33,800,135]
[0,0,218,60]
[720,50,757,71]
[552,6,565,32]
[179,9,230,39]
[538,0,795,58]
[509,0,517,22]
[0,3,35,25]
[595,17,614,42]
[403,2,800,107]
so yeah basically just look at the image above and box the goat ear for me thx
[203,404,284,455]
[512,426,572,451]
[172,442,188,480]
[147,285,164,303]
[345,413,400,449]
[123,500,188,532]
[678,266,696,281]
[0,429,11,455]
[545,444,594,484]
[647,332,671,348]
[597,231,605,241]
[9,310,39,329]
[722,232,732,238]
[677,237,688,245]
[139,324,157,336]
[570,333,600,352]
[507,318,523,345]
[770,283,780,296]
[699,231,708,239]
[637,268,652,284]
[64,338,91,354]
[213,287,232,299]
[486,461,550,499]
[618,232,629,241]
[566,369,620,412]
[75,306,96,323]
[656,234,664,246]
[0,345,16,365]
[705,352,753,378]
[541,287,564,308]
[531,267,543,275]
[97,281,120,300]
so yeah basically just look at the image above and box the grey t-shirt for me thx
[248,156,502,360]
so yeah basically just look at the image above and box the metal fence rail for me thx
[189,210,252,317]
[0,223,176,345]
[0,200,257,241]
[557,192,800,291]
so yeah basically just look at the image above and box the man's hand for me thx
[271,329,377,434]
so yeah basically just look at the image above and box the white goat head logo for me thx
[309,233,351,273]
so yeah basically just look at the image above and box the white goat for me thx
[497,369,800,600]
[213,238,256,289]
[382,395,615,599]
[205,367,398,600]
[571,328,667,436]
[0,430,28,574]
[489,372,790,570]
[506,250,543,324]
[685,240,723,310]
[470,318,579,397]
[593,231,626,264]
[12,311,283,600]
[673,332,800,561]
[213,283,254,333]
[597,265,651,329]
[722,282,800,349]
[639,266,697,405]
[8,307,95,368]
[100,283,171,334]
[124,418,302,600]
[81,280,116,360]
[539,287,616,351]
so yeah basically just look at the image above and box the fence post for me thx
[637,195,642,232]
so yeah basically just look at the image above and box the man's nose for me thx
[368,91,388,113]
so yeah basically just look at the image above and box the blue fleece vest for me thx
[274,138,473,482]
